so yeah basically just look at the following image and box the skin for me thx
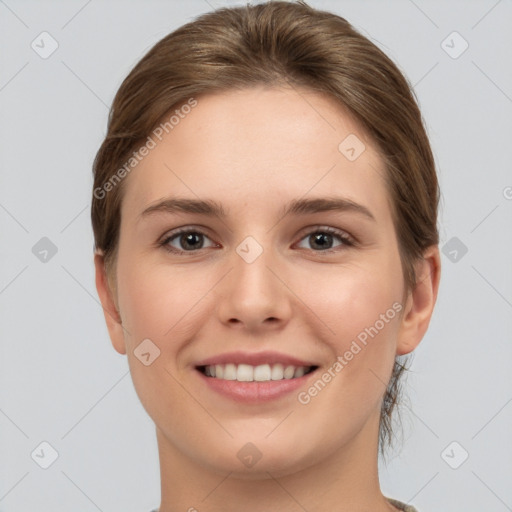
[95,86,440,512]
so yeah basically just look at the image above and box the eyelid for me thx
[296,225,355,243]
[159,225,211,242]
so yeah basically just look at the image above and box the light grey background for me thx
[1,0,511,511]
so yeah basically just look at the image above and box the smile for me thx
[195,364,319,403]
[198,363,318,381]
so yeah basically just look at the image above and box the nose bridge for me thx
[236,240,274,291]
[233,234,280,301]
[216,234,292,328]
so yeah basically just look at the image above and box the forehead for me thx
[121,86,391,220]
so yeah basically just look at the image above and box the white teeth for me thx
[224,363,237,380]
[201,363,314,381]
[237,364,253,381]
[283,365,295,379]
[271,363,284,380]
[254,364,271,381]
[294,367,305,378]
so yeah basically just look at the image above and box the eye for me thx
[159,226,355,255]
[295,227,354,252]
[160,229,218,253]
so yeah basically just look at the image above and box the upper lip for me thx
[195,351,318,368]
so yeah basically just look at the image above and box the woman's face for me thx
[99,86,423,476]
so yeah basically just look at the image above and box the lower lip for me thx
[196,369,317,403]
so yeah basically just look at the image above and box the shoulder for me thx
[387,497,419,511]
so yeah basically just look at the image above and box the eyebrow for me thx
[139,196,375,222]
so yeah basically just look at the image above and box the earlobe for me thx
[94,251,127,355]
[396,245,441,356]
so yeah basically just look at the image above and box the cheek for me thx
[295,258,403,343]
[116,252,216,346]
[293,265,402,426]
[115,255,213,425]
[294,257,403,404]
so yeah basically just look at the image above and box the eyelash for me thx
[158,226,356,255]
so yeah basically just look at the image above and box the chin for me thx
[196,437,314,479]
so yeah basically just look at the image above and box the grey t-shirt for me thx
[149,498,417,511]
[387,497,419,511]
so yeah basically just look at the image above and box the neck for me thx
[155,408,397,512]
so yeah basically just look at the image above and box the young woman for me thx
[91,2,441,511]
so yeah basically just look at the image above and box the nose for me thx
[215,242,293,332]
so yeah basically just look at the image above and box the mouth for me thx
[196,363,319,382]
[193,351,321,402]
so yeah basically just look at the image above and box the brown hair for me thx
[91,0,439,458]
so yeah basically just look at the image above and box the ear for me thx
[94,251,127,355]
[396,245,441,355]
